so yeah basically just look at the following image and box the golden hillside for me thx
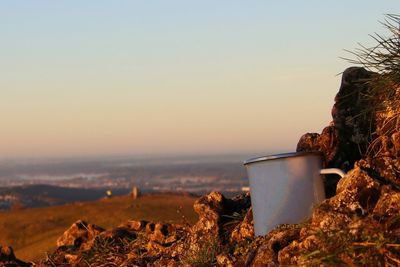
[0,193,198,262]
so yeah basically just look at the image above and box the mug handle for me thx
[320,168,346,178]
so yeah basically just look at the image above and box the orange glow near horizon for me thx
[1,1,396,159]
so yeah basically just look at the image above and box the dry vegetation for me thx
[0,193,197,261]
[344,14,400,159]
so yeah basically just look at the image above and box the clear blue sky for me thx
[0,1,399,159]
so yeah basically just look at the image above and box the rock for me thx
[150,223,168,242]
[0,246,31,267]
[189,191,226,245]
[373,186,400,218]
[334,166,380,211]
[305,167,380,232]
[332,67,374,167]
[56,220,105,251]
[230,208,254,243]
[152,258,180,267]
[227,192,252,212]
[297,126,339,167]
[249,242,276,266]
[43,245,77,266]
[182,192,252,266]
[145,222,156,235]
[297,67,375,196]
[0,246,16,262]
[296,132,320,152]
[146,240,167,255]
[146,223,179,245]
[193,192,224,227]
[317,125,339,164]
[119,220,148,231]
[99,226,137,240]
[391,132,400,157]
[64,253,79,264]
[249,226,300,267]
[189,192,251,245]
[216,253,235,267]
[277,200,356,265]
[309,202,353,232]
[298,67,375,171]
[297,126,340,197]
[367,157,400,188]
[278,234,320,265]
[183,192,225,264]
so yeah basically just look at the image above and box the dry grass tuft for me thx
[344,14,400,159]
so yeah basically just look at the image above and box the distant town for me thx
[0,154,252,210]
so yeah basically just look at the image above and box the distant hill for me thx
[0,193,198,261]
[0,184,130,209]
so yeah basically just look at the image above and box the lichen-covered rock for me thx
[297,67,375,196]
[178,192,251,266]
[56,220,105,251]
[99,226,137,240]
[230,208,254,243]
[249,226,300,266]
[333,166,380,211]
[119,219,148,231]
[368,157,400,188]
[216,253,236,267]
[297,132,320,152]
[299,67,374,167]
[149,223,171,243]
[373,186,400,217]
[275,160,400,266]
[297,125,339,167]
[331,67,374,166]
[309,202,353,232]
[336,166,378,195]
[189,191,251,246]
[278,234,320,265]
[0,246,17,262]
[391,132,400,157]
[191,191,225,234]
[152,258,181,267]
[0,246,31,267]
[44,244,78,265]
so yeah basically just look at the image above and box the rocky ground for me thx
[2,67,400,266]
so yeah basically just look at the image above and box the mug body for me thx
[245,152,325,236]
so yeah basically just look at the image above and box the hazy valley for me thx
[0,154,253,210]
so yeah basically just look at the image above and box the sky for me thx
[1,1,399,159]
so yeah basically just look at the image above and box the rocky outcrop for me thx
[189,191,251,246]
[30,191,251,266]
[297,67,376,196]
[284,67,400,265]
[56,220,105,251]
[0,246,30,267]
[44,218,190,266]
[230,208,254,243]
[298,67,374,167]
[250,226,300,266]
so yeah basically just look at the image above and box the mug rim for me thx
[243,151,322,165]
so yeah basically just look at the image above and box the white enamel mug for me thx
[244,152,345,236]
